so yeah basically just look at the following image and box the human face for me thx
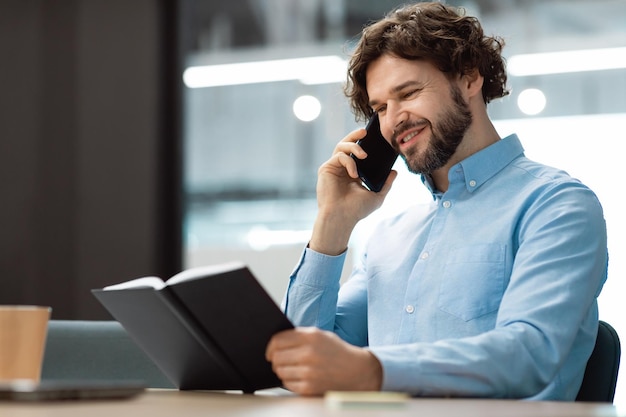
[366,55,472,175]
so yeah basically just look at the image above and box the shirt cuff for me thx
[367,345,421,393]
[290,245,347,287]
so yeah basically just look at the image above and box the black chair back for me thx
[576,320,621,402]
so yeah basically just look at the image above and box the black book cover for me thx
[92,264,293,392]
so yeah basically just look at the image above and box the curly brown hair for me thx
[344,2,509,121]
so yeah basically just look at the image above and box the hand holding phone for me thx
[351,113,398,192]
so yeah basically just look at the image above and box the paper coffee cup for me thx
[0,305,51,382]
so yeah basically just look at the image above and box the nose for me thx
[393,119,406,136]
[381,103,407,140]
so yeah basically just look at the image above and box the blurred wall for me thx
[0,0,182,319]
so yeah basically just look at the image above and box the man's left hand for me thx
[265,327,383,396]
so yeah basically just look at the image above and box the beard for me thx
[393,85,472,175]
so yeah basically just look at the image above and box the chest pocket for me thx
[438,243,506,321]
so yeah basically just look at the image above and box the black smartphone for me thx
[351,113,398,192]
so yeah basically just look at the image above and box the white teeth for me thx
[402,131,419,143]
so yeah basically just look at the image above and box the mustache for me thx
[391,119,430,149]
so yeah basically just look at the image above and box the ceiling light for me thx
[293,95,322,122]
[517,88,547,116]
[183,56,347,88]
[508,47,626,76]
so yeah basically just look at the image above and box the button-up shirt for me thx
[284,134,608,400]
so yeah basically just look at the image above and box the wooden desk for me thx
[0,389,621,417]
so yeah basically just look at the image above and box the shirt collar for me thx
[421,134,525,198]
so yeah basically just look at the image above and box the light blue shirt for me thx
[284,134,608,400]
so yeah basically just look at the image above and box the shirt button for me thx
[469,180,477,187]
[442,200,451,208]
[405,305,415,314]
[421,251,429,260]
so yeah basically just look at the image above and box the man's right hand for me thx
[309,128,397,256]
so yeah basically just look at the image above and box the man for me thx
[265,2,607,399]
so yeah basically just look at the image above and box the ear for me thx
[461,69,484,100]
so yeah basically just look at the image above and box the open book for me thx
[92,261,293,393]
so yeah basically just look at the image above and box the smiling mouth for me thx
[400,129,421,144]
[397,124,428,147]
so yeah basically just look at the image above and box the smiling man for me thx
[265,2,608,400]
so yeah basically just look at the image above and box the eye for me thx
[403,89,420,99]
[374,105,387,115]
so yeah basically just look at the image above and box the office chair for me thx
[576,320,621,402]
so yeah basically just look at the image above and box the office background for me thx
[1,0,624,405]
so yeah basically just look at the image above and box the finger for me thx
[333,143,367,163]
[317,152,359,181]
[266,327,318,361]
[333,129,367,158]
[340,128,367,144]
[335,142,366,160]
[265,329,299,361]
[281,379,319,397]
[335,152,361,179]
[272,362,307,381]
[274,366,322,397]
[268,345,307,368]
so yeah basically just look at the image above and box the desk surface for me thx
[0,389,622,417]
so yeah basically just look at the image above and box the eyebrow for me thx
[368,80,424,108]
